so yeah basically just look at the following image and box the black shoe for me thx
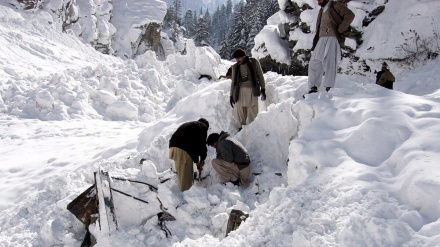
[231,179,240,186]
[326,87,331,92]
[308,86,318,93]
[303,86,318,98]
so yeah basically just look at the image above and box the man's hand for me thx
[230,96,235,108]
[261,89,266,101]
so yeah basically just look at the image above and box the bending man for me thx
[169,118,209,191]
[207,131,250,186]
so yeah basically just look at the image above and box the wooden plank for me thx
[67,185,98,226]
[102,170,118,230]
[225,209,249,237]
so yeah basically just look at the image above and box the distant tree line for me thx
[163,0,279,59]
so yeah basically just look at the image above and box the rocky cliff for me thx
[253,0,387,76]
[10,0,170,59]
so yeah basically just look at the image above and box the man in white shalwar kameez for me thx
[230,48,266,130]
[306,0,354,95]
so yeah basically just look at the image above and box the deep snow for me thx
[1,1,440,247]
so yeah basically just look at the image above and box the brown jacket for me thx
[312,1,355,50]
[231,57,265,102]
[378,70,395,85]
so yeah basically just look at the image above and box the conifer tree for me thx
[219,4,230,36]
[219,34,231,58]
[227,1,247,54]
[210,6,221,48]
[204,8,211,26]
[246,0,264,52]
[183,10,196,38]
[216,4,230,56]
[164,0,279,59]
[172,0,182,25]
[226,0,233,19]
[262,0,279,21]
[195,16,210,46]
[193,9,198,27]
[164,5,176,30]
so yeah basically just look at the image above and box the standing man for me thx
[306,0,354,95]
[376,62,395,90]
[206,131,250,186]
[230,48,266,130]
[169,118,209,192]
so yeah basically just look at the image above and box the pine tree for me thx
[172,0,182,25]
[204,8,211,30]
[164,0,277,58]
[246,0,264,52]
[183,10,196,38]
[219,34,231,58]
[227,1,247,54]
[163,3,184,43]
[195,16,210,46]
[210,6,221,48]
[164,5,176,30]
[262,0,279,21]
[219,4,229,38]
[193,9,198,27]
[226,0,233,19]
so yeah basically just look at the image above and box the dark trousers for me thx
[382,81,393,90]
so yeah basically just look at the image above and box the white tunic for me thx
[308,4,341,88]
[310,36,341,64]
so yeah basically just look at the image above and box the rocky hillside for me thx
[8,0,439,77]
[253,0,440,76]
[8,0,173,59]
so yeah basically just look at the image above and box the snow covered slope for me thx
[1,1,440,247]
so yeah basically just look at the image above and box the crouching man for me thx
[206,131,250,186]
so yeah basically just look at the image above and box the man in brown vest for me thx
[306,0,354,95]
[376,62,396,90]
[230,48,266,130]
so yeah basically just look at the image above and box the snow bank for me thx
[356,0,440,60]
[253,24,290,63]
[2,1,440,247]
[0,5,229,123]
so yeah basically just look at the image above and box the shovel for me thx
[197,164,203,181]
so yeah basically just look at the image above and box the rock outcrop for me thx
[10,0,169,59]
[254,1,391,76]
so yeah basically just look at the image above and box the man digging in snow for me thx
[207,131,250,186]
[169,118,209,191]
